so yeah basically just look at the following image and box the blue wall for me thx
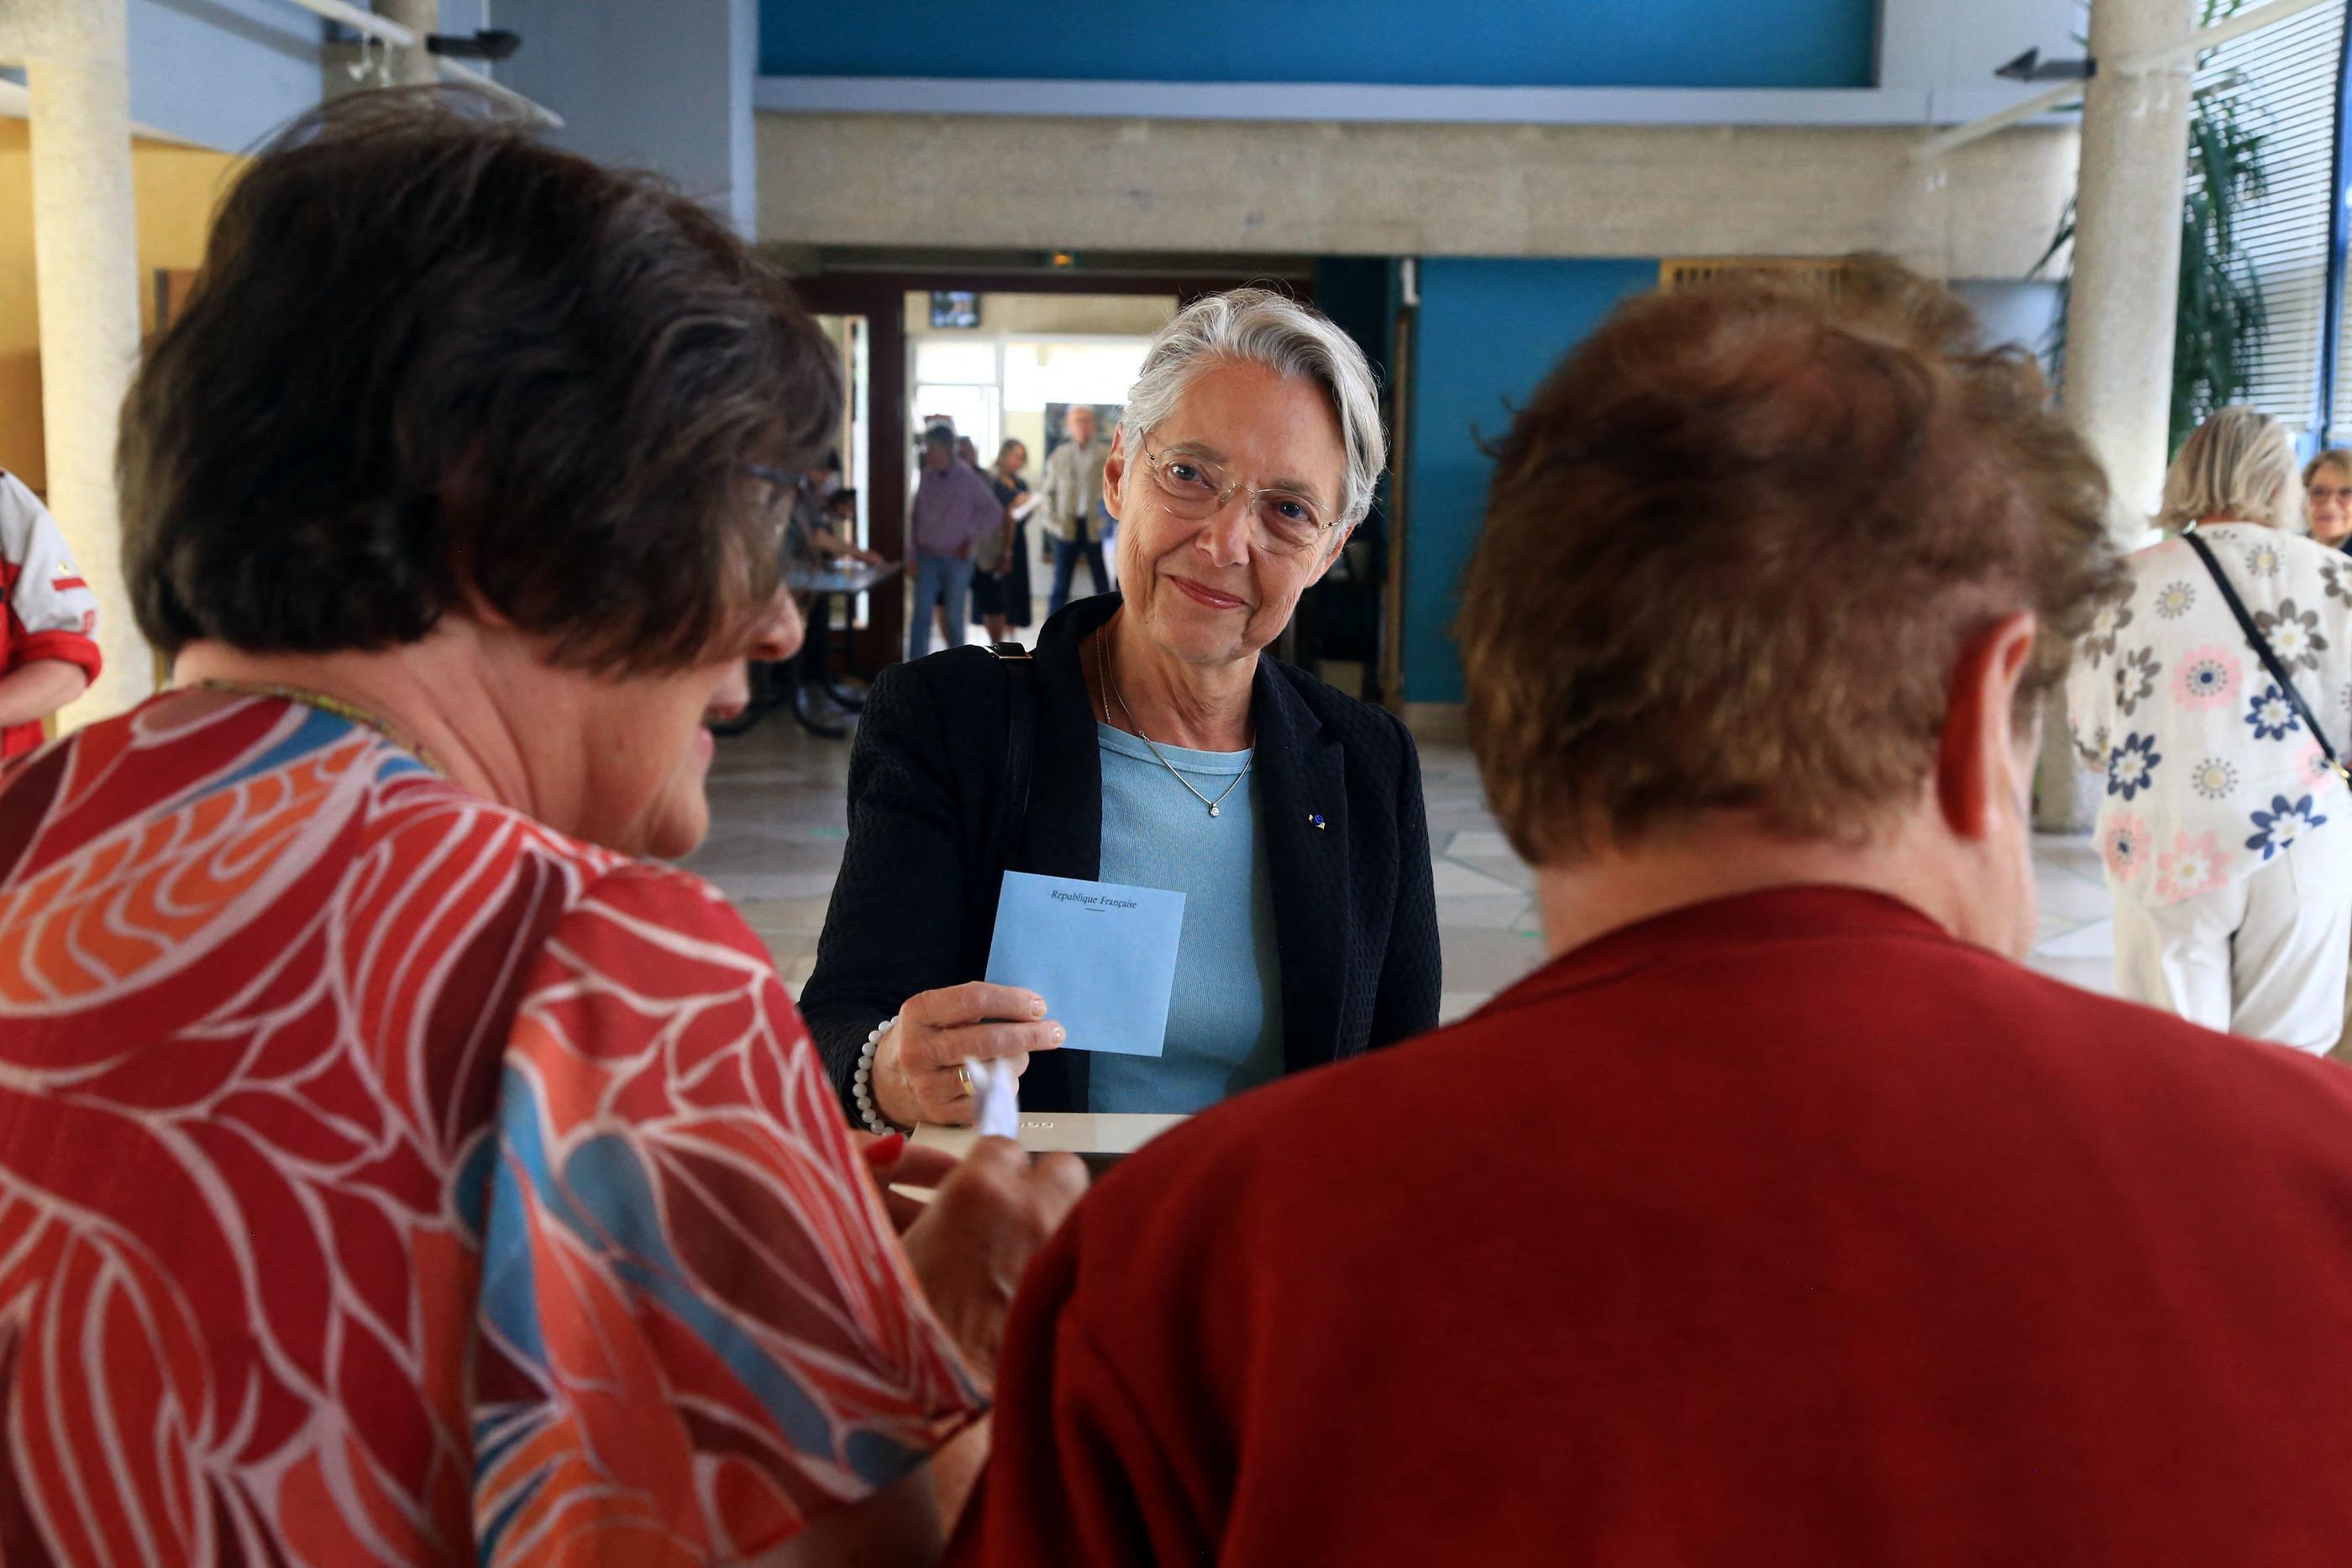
[762,2,1878,89]
[1404,259,1660,705]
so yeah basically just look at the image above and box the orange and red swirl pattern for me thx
[0,691,979,1565]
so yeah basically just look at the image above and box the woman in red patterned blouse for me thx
[0,90,1082,1566]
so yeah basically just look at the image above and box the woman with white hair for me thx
[804,288,1440,1122]
[2068,406,2352,1051]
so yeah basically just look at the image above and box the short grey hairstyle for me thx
[2158,406,2304,533]
[1120,287,1385,528]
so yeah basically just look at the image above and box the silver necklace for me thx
[1100,641,1251,819]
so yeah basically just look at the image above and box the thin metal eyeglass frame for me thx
[1137,435,1338,554]
[746,463,804,549]
[746,462,803,498]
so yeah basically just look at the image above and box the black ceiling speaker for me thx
[1994,48,2097,83]
[426,29,522,62]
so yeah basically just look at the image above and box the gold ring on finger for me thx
[955,1063,974,1098]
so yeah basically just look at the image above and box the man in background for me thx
[0,472,100,758]
[1036,404,1109,616]
[907,424,1001,660]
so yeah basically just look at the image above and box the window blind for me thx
[2192,0,2344,439]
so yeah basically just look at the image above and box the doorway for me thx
[907,291,1173,651]
[790,265,1299,672]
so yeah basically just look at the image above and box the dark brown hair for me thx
[120,88,839,674]
[1457,257,2121,864]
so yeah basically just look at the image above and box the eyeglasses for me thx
[1137,436,1338,557]
[744,464,806,561]
[747,462,802,504]
[2309,485,2352,506]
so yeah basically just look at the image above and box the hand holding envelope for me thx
[871,872,1184,1128]
[871,981,1064,1128]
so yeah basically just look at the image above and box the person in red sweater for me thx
[950,260,2352,1566]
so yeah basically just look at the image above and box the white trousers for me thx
[2113,826,2352,1055]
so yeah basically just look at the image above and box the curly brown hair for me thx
[1458,257,2122,864]
[120,87,839,675]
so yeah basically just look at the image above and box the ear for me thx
[456,586,518,630]
[1312,523,1357,585]
[1102,426,1131,523]
[1935,611,2039,841]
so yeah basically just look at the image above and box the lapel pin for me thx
[1309,813,1326,830]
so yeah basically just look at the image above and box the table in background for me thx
[714,559,900,739]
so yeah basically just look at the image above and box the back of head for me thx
[120,87,838,676]
[2160,407,2302,532]
[1459,258,2120,865]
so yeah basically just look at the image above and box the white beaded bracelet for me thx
[852,1015,903,1135]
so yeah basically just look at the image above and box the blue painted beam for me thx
[762,0,1879,91]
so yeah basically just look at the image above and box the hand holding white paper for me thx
[965,1055,1021,1141]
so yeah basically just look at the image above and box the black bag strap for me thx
[986,642,1037,875]
[2181,525,2350,784]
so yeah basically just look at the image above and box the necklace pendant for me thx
[1209,803,1221,818]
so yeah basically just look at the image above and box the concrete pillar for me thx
[2035,0,2197,833]
[20,0,147,731]
[2067,0,2198,522]
[2032,688,2099,836]
[376,0,439,87]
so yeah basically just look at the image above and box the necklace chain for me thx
[191,680,444,775]
[1099,638,1250,819]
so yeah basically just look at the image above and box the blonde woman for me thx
[2068,407,2352,1051]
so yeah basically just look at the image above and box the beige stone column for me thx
[2035,0,2198,833]
[376,0,439,87]
[20,0,146,730]
[2068,0,2198,522]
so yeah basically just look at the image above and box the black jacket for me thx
[802,594,1441,1114]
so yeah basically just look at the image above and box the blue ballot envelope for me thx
[983,870,1185,1057]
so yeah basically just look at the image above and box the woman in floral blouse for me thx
[2068,407,2352,1053]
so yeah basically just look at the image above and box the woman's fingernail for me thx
[1032,999,1047,1018]
[1051,1025,1066,1045]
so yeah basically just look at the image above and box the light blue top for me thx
[1089,722,1284,1113]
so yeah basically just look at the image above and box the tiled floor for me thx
[683,715,2125,1017]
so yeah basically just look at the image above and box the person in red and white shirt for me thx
[0,471,100,758]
